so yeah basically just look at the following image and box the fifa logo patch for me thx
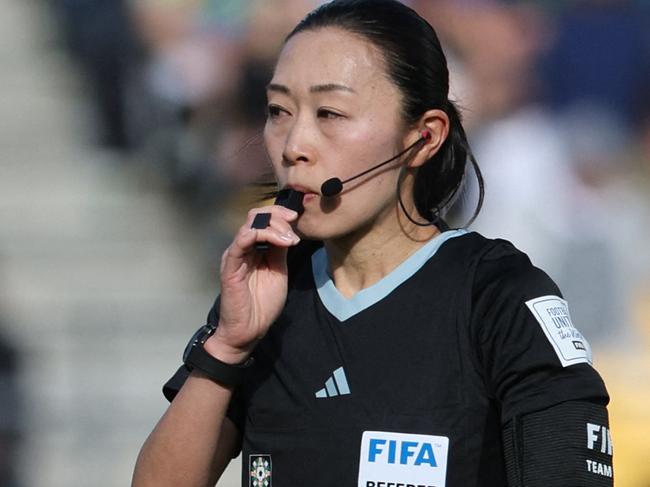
[249,455,272,487]
[358,431,449,487]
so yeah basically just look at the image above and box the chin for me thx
[295,225,332,242]
[296,212,371,243]
[295,218,346,242]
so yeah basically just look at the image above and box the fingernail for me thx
[280,231,299,243]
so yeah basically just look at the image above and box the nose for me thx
[282,116,316,166]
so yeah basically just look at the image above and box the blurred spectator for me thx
[212,0,315,187]
[424,4,572,270]
[130,0,316,202]
[51,0,140,150]
[0,328,22,487]
[420,2,628,342]
[638,83,650,170]
[540,0,650,131]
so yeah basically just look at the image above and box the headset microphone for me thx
[320,129,431,197]
[251,130,431,252]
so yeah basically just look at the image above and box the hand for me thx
[205,205,300,364]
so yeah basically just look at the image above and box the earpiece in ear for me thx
[420,129,432,141]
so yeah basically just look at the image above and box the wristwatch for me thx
[183,324,255,386]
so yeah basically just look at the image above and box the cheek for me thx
[263,123,279,157]
[338,137,401,182]
[263,125,285,174]
[327,120,396,170]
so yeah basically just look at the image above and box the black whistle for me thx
[252,189,305,251]
[274,188,305,214]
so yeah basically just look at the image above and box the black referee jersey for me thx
[164,230,609,487]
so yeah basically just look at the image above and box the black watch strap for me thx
[185,340,254,386]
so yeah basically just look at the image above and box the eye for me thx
[317,108,344,120]
[267,104,289,119]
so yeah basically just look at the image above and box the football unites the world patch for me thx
[249,455,272,487]
[525,295,592,367]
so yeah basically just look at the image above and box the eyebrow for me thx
[266,83,356,94]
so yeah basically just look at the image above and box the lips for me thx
[286,183,317,195]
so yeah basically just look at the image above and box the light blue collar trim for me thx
[312,229,467,322]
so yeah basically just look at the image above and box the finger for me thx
[220,229,257,279]
[241,210,300,248]
[221,206,300,274]
[222,225,299,275]
[265,210,299,235]
[220,228,292,279]
[247,207,299,252]
[255,214,299,246]
[245,205,298,229]
[249,225,301,250]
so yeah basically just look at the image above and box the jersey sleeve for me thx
[161,295,247,433]
[470,241,609,424]
[503,400,614,486]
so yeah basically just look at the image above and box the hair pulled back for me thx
[286,0,484,225]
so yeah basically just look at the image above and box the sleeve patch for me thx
[525,296,592,367]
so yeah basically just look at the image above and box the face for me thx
[264,27,409,240]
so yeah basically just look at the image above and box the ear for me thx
[405,109,450,168]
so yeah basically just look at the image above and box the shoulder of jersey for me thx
[442,232,542,286]
[439,231,524,264]
[285,233,529,281]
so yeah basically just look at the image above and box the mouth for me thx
[285,183,317,195]
[283,184,319,209]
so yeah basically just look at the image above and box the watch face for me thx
[182,325,216,362]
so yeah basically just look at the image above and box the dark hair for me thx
[286,0,484,225]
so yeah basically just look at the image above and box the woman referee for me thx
[133,1,612,486]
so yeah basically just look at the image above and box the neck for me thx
[324,203,440,299]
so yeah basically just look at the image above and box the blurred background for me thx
[0,0,649,485]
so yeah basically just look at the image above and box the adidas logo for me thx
[315,366,351,398]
